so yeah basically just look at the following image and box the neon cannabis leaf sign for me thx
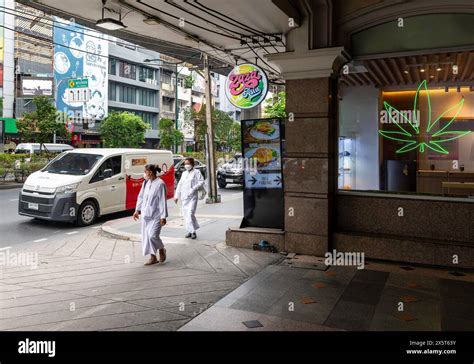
[378,80,470,154]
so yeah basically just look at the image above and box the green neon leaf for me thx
[379,81,470,155]
[378,130,413,142]
[383,102,414,136]
[430,99,465,135]
[395,141,419,154]
[432,130,471,143]
[426,142,449,154]
[415,80,430,132]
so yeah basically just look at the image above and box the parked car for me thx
[173,154,184,165]
[217,155,244,188]
[15,143,74,155]
[174,158,207,185]
[19,149,174,226]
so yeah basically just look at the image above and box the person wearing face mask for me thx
[174,157,204,239]
[133,164,168,265]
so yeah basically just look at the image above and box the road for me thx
[0,185,243,251]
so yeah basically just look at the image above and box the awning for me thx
[1,118,18,134]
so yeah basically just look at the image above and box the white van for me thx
[15,143,74,155]
[18,149,174,226]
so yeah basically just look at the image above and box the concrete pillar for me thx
[267,47,349,255]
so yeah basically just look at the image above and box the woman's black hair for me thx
[184,157,195,166]
[145,164,162,176]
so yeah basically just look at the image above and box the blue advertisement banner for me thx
[53,17,108,124]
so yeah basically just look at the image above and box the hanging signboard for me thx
[225,64,268,109]
[241,118,284,229]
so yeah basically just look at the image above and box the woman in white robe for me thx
[133,164,168,265]
[174,157,204,239]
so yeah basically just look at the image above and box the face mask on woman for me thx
[184,164,192,171]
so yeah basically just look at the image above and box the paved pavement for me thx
[1,184,473,331]
[180,257,474,331]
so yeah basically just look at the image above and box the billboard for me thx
[53,17,108,122]
[21,78,53,96]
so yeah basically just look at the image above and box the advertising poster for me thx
[53,17,108,123]
[21,79,54,96]
[242,119,282,189]
[241,118,284,229]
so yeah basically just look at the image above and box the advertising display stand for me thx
[240,118,284,229]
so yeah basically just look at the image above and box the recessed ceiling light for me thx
[403,70,409,74]
[420,68,425,73]
[436,67,442,71]
[429,75,434,79]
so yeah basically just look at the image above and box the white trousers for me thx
[141,217,164,256]
[182,197,199,233]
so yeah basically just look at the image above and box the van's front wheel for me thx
[77,201,97,226]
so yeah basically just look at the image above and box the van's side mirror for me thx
[103,169,113,179]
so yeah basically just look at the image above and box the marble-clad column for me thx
[267,47,349,255]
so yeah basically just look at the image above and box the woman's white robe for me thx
[174,168,205,233]
[136,178,168,256]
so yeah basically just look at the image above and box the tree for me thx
[158,118,184,150]
[264,91,286,118]
[183,105,241,152]
[100,112,149,148]
[17,96,70,149]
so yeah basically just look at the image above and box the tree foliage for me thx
[264,91,286,118]
[100,112,149,148]
[17,96,70,148]
[158,118,184,150]
[183,105,241,152]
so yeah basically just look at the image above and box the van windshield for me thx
[43,153,103,175]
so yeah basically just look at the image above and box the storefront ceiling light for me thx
[96,18,126,30]
[436,67,442,71]
[403,70,409,74]
[419,68,425,73]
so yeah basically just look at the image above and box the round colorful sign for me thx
[225,64,268,109]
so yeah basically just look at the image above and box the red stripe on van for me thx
[125,164,175,210]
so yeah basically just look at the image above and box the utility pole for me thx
[175,64,179,154]
[203,54,220,204]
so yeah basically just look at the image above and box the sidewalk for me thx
[180,256,474,331]
[0,226,282,331]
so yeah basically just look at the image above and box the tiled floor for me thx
[180,257,474,331]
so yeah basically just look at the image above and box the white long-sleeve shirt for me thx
[174,168,205,201]
[136,178,168,220]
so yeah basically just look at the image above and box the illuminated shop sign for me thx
[225,64,268,109]
[378,80,470,154]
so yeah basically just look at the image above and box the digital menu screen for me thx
[242,118,283,189]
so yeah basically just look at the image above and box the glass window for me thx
[109,58,116,75]
[139,67,155,82]
[119,85,137,104]
[44,153,103,176]
[162,72,172,85]
[90,156,122,183]
[118,60,136,80]
[338,50,474,199]
[139,89,156,107]
[108,82,117,101]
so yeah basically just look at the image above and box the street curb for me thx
[0,183,23,190]
[101,218,141,242]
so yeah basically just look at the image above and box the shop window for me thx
[338,50,474,199]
